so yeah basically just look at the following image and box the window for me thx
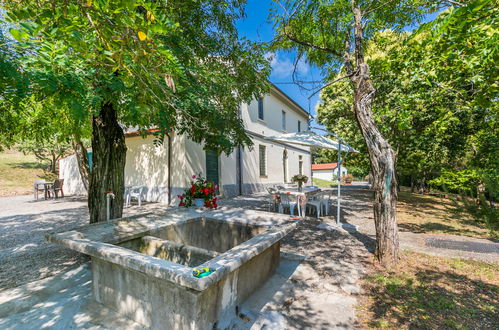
[299,155,303,175]
[298,120,301,132]
[259,145,267,176]
[258,97,264,120]
[281,111,286,131]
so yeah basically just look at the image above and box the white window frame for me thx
[258,97,264,121]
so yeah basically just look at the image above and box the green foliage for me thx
[429,168,498,234]
[16,137,73,173]
[271,0,432,71]
[348,167,368,179]
[1,0,270,155]
[428,170,480,193]
[178,175,218,208]
[317,0,498,190]
[291,174,308,183]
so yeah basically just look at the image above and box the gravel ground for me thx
[0,191,372,329]
[0,195,166,290]
[2,184,495,293]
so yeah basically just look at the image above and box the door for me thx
[205,150,219,187]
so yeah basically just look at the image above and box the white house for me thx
[59,84,312,205]
[311,163,348,182]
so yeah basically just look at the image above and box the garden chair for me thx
[126,186,144,207]
[306,193,323,218]
[50,179,65,198]
[266,187,280,212]
[278,193,301,217]
[320,190,333,215]
[33,179,46,200]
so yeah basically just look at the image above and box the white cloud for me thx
[266,52,309,79]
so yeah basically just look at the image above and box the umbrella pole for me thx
[337,143,341,226]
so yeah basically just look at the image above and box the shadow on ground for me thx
[362,252,499,329]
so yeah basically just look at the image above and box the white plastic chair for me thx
[278,193,301,217]
[306,193,323,218]
[320,191,333,215]
[126,186,144,207]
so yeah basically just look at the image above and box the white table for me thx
[277,186,321,218]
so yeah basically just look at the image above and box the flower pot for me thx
[298,182,303,192]
[193,198,204,208]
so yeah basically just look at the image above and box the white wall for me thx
[58,88,313,201]
[59,154,87,195]
[242,88,309,137]
[312,167,348,181]
[243,135,311,189]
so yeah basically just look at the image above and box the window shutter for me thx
[205,150,219,186]
[259,145,266,176]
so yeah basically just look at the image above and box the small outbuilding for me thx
[311,163,348,182]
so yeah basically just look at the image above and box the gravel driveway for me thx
[0,194,167,290]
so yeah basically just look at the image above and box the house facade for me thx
[311,163,348,182]
[59,85,312,205]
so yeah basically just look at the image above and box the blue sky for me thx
[236,0,324,127]
[236,1,441,129]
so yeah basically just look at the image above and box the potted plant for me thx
[178,175,218,208]
[291,174,308,191]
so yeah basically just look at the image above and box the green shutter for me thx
[259,145,266,176]
[205,150,219,185]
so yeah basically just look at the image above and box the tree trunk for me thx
[88,102,127,223]
[350,63,399,267]
[72,139,90,191]
[346,4,399,267]
[51,151,57,174]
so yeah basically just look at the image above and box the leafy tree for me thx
[2,0,270,222]
[17,138,73,174]
[317,0,497,193]
[272,0,441,266]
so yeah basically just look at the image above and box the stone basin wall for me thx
[46,208,297,329]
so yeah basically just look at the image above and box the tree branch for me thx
[282,32,343,58]
[308,73,354,99]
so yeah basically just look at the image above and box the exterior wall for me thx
[242,89,308,137]
[312,167,348,181]
[58,87,312,202]
[242,135,311,194]
[124,135,169,203]
[59,154,87,195]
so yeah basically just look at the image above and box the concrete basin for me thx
[46,208,297,329]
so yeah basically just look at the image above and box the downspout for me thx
[167,133,172,206]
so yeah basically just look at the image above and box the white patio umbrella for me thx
[265,131,358,153]
[265,130,358,226]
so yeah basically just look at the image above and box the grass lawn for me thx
[397,188,494,239]
[312,177,337,188]
[0,150,47,196]
[358,251,499,329]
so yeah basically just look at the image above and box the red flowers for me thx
[178,175,218,209]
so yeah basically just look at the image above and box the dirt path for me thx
[337,186,499,264]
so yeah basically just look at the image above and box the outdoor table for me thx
[277,186,321,218]
[35,181,54,200]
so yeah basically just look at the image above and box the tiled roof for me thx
[312,163,338,170]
